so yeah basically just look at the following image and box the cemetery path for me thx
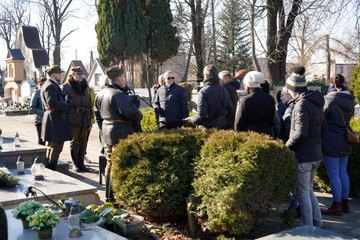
[1,114,360,239]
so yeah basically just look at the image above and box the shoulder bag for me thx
[338,106,359,145]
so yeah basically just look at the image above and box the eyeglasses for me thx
[167,77,175,80]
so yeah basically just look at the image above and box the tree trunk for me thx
[189,0,205,80]
[182,40,193,82]
[250,0,261,71]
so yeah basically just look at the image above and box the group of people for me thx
[31,62,355,227]
[151,64,355,228]
[31,65,94,173]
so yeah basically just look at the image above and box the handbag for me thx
[338,107,359,145]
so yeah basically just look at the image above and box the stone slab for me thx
[257,225,356,239]
[0,168,100,209]
[0,140,69,173]
[6,210,127,240]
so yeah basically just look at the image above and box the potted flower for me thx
[12,200,43,229]
[27,208,60,239]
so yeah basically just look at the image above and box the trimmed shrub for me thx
[349,57,360,104]
[192,131,297,235]
[140,107,158,132]
[111,128,210,220]
[316,117,360,196]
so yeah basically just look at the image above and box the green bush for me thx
[316,117,360,196]
[111,128,209,220]
[178,82,195,102]
[140,107,158,132]
[349,57,360,104]
[192,131,297,235]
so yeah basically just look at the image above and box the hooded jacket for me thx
[286,90,325,163]
[322,90,355,157]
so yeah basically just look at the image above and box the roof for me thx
[7,49,25,60]
[21,26,43,49]
[20,80,36,87]
[32,49,49,68]
[87,58,106,87]
[63,60,89,83]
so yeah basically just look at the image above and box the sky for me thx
[0,0,99,70]
[0,1,358,71]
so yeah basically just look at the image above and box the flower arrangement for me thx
[27,209,60,230]
[12,200,43,220]
[0,169,19,188]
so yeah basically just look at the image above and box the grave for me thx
[257,225,355,240]
[6,210,127,240]
[0,138,69,174]
[0,168,100,210]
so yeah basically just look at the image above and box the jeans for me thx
[297,160,322,227]
[323,155,349,202]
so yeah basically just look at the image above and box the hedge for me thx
[192,131,297,235]
[111,128,209,220]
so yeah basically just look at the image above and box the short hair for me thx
[219,70,232,79]
[333,74,345,88]
[203,65,218,77]
[163,71,173,77]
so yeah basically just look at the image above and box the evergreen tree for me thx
[144,0,180,63]
[350,55,360,104]
[216,0,252,75]
[96,0,147,66]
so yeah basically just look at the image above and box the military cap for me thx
[46,65,64,75]
[71,66,83,75]
[106,66,124,80]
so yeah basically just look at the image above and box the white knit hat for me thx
[243,71,265,88]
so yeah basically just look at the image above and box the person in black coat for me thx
[285,73,324,228]
[321,74,355,215]
[219,70,238,129]
[153,71,188,129]
[184,65,233,129]
[41,65,72,171]
[234,71,275,135]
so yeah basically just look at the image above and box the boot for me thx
[342,199,350,213]
[105,175,115,202]
[78,148,89,172]
[70,148,80,172]
[321,201,343,216]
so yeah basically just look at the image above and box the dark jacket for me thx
[278,100,295,142]
[190,77,233,129]
[30,88,44,125]
[61,78,93,127]
[153,83,188,127]
[235,88,275,135]
[41,79,72,142]
[94,84,142,145]
[224,81,239,128]
[286,90,325,163]
[322,91,355,157]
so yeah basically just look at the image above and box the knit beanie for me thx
[286,73,307,92]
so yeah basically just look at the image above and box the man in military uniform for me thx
[94,66,142,202]
[41,65,72,170]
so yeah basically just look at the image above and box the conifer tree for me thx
[216,0,252,75]
[144,0,180,63]
[96,0,147,66]
[350,56,360,104]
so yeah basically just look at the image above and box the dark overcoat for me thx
[322,91,355,157]
[41,79,72,142]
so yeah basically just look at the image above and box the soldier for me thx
[41,65,72,171]
[94,65,142,202]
